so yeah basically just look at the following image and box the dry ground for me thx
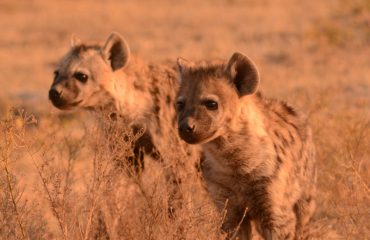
[0,0,369,239]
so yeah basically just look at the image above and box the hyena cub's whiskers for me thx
[176,52,317,239]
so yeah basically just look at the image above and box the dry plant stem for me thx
[83,151,101,240]
[2,164,27,240]
[349,164,370,196]
[230,207,248,240]
[59,137,80,239]
[1,123,27,240]
[344,120,370,196]
[83,189,98,240]
[349,121,370,196]
[26,147,68,240]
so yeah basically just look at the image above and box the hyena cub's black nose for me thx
[49,88,61,101]
[186,124,195,133]
[179,122,196,134]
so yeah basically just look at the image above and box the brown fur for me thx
[48,33,202,222]
[176,53,317,239]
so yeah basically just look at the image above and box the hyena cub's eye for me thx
[74,72,88,83]
[176,100,185,111]
[203,100,218,111]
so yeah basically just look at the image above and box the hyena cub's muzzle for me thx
[178,117,215,144]
[49,83,81,110]
[178,117,197,143]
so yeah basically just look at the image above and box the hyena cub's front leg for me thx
[293,195,316,235]
[260,206,297,240]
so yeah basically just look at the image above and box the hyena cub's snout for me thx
[176,99,218,144]
[49,75,82,110]
[178,116,197,143]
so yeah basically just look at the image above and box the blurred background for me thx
[0,0,369,239]
[1,0,370,114]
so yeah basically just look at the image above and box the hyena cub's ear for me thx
[225,52,260,97]
[70,34,82,47]
[103,32,130,71]
[177,57,195,74]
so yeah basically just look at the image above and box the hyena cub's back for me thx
[176,52,316,239]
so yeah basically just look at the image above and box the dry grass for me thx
[1,109,224,240]
[0,0,369,239]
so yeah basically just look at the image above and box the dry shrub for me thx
[1,98,369,240]
[1,109,225,240]
[1,104,369,240]
[0,110,49,240]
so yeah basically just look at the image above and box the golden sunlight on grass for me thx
[0,0,369,239]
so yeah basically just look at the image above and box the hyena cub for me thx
[48,33,201,217]
[176,52,316,239]
[48,33,180,172]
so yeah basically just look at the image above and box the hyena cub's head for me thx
[176,52,260,144]
[49,33,130,110]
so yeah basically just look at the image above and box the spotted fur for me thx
[176,52,317,239]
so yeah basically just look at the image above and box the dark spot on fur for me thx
[255,91,263,99]
[273,110,290,125]
[282,137,289,148]
[166,95,172,106]
[288,131,295,144]
[279,145,286,155]
[282,102,297,116]
[273,130,281,138]
[277,156,283,164]
[133,82,146,91]
[109,112,118,121]
[153,105,160,114]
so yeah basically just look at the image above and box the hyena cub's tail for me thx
[296,218,341,240]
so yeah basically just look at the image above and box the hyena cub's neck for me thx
[204,94,276,175]
[111,59,179,130]
[109,58,155,123]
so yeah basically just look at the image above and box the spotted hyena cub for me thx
[48,33,202,218]
[49,33,191,172]
[176,52,316,239]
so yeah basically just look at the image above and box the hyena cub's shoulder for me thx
[176,52,316,239]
